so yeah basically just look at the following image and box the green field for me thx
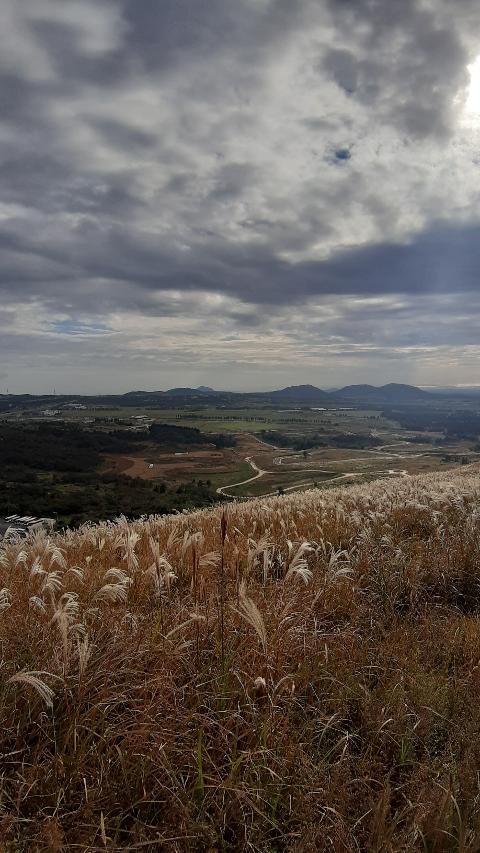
[198,462,252,490]
[9,400,480,509]
[225,469,339,498]
[56,404,399,435]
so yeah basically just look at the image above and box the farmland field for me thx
[4,397,480,516]
[101,429,478,499]
[57,404,394,433]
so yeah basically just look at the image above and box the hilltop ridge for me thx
[333,382,431,402]
[1,466,480,849]
[0,381,442,410]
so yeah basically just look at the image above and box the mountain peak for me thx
[334,383,430,401]
[267,384,330,400]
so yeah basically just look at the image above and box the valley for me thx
[2,383,479,528]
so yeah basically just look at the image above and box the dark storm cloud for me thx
[208,163,258,201]
[27,15,130,88]
[121,0,311,72]
[1,213,479,314]
[87,118,157,152]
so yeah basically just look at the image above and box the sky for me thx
[2,0,480,393]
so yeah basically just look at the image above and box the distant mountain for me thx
[382,383,430,400]
[165,387,216,397]
[123,390,164,397]
[334,384,377,398]
[161,384,332,401]
[266,384,331,401]
[334,383,430,403]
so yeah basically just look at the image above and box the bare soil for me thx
[101,439,253,484]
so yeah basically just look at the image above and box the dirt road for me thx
[216,443,412,499]
[216,456,270,497]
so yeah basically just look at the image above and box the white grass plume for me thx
[285,541,313,584]
[7,670,58,708]
[233,580,267,653]
[0,588,11,613]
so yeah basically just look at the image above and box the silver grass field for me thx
[2,468,480,851]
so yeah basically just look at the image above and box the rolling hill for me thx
[1,466,480,849]
[165,387,215,396]
[334,382,431,403]
[263,383,331,401]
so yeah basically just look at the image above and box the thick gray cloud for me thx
[1,0,480,391]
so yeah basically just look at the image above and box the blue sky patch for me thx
[52,320,112,336]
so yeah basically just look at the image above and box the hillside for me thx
[2,468,480,850]
[334,382,430,403]
[166,387,215,397]
[265,384,331,402]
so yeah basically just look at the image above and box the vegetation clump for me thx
[0,422,229,526]
[258,428,382,451]
[2,468,480,850]
[149,422,236,448]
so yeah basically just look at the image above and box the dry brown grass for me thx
[2,468,480,851]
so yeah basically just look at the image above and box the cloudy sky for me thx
[2,0,480,393]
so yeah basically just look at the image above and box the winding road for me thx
[216,456,269,497]
[217,451,410,499]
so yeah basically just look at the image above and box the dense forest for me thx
[0,422,226,526]
[383,407,480,438]
[149,422,236,448]
[258,429,383,451]
[0,422,148,472]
